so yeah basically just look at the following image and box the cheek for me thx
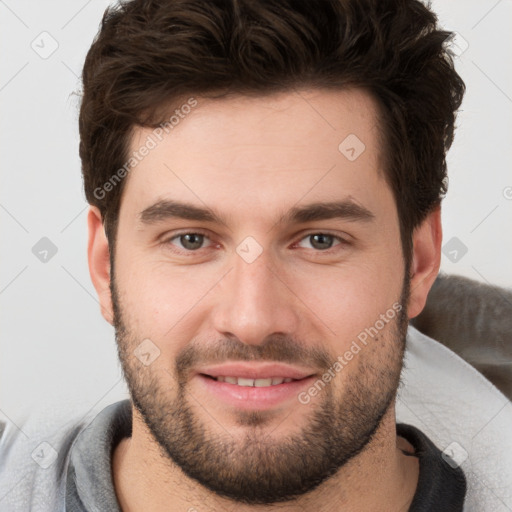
[289,258,403,344]
[116,256,219,339]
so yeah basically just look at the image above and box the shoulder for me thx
[400,325,512,511]
[0,403,110,511]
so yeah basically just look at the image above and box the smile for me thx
[205,376,296,387]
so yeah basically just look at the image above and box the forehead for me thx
[120,88,390,226]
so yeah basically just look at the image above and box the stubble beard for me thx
[111,272,410,505]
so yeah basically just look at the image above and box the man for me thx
[1,0,511,510]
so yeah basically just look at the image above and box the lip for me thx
[194,362,318,410]
[196,362,315,380]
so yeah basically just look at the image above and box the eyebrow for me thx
[138,198,375,227]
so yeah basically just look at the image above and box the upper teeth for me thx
[215,376,294,387]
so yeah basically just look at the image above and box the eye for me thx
[296,233,347,251]
[165,232,213,252]
[161,231,349,255]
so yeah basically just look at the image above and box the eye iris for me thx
[310,234,333,250]
[180,233,204,250]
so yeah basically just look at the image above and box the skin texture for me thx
[88,88,442,511]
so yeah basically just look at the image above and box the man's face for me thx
[111,89,409,504]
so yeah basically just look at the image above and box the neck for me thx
[113,402,419,512]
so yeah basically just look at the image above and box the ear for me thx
[87,206,114,325]
[407,205,442,319]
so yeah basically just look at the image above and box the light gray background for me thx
[1,0,511,426]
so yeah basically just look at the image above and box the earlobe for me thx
[407,205,442,319]
[87,206,114,325]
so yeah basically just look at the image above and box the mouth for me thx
[201,375,298,386]
[194,363,317,410]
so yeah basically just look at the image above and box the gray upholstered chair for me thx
[411,273,512,400]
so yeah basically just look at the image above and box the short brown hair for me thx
[79,0,465,268]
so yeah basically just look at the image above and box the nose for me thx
[211,250,301,346]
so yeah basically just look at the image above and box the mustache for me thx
[175,334,332,376]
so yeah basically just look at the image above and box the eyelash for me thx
[161,230,350,256]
